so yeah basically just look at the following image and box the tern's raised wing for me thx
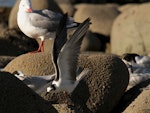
[57,18,91,82]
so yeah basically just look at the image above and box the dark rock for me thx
[0,7,11,22]
[0,71,57,113]
[0,29,38,56]
[0,56,15,68]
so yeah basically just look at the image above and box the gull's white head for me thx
[19,0,32,12]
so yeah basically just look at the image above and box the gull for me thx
[46,14,91,94]
[17,0,78,53]
[13,14,91,94]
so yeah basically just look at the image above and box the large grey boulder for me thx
[111,3,150,55]
[4,52,129,113]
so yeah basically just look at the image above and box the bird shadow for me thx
[111,79,150,113]
[71,79,92,113]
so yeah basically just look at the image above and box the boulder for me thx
[36,38,53,53]
[53,104,81,113]
[80,31,102,52]
[9,0,62,30]
[4,52,129,113]
[0,7,11,22]
[0,71,57,113]
[68,0,149,4]
[0,22,8,36]
[70,0,107,4]
[118,3,139,12]
[0,29,38,56]
[123,81,150,113]
[111,3,150,55]
[55,0,75,16]
[43,53,129,113]
[0,56,15,68]
[3,52,53,76]
[74,4,120,36]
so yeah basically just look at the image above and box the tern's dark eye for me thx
[12,71,19,75]
[51,84,56,91]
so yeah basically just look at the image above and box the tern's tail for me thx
[76,68,90,81]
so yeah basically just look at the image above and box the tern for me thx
[17,0,78,53]
[47,14,91,94]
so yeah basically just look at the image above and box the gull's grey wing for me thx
[29,9,62,31]
[52,13,68,81]
[57,18,90,82]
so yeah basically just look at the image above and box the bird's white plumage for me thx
[122,54,150,89]
[13,71,55,94]
[135,56,150,68]
[17,0,78,52]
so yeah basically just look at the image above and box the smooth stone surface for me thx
[74,4,120,36]
[123,83,150,113]
[111,3,150,55]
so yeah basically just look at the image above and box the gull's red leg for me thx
[29,40,44,53]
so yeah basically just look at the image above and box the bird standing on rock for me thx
[17,0,78,53]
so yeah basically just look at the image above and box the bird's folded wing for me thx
[29,10,61,31]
